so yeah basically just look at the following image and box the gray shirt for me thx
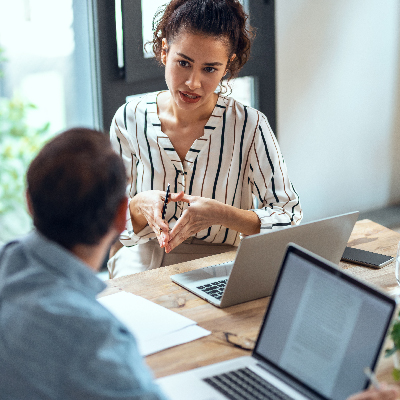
[0,230,167,400]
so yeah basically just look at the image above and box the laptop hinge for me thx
[255,361,326,400]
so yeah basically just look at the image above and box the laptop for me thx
[158,243,396,400]
[171,211,359,308]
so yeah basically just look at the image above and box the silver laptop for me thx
[171,212,359,308]
[159,243,396,400]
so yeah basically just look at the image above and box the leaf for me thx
[393,368,400,381]
[385,347,398,357]
[0,93,50,240]
[391,322,400,349]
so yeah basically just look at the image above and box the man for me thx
[0,128,166,399]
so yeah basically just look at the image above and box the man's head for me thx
[26,128,127,250]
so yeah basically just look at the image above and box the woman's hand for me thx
[165,194,224,252]
[164,194,260,253]
[129,190,184,247]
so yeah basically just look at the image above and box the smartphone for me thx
[341,247,394,269]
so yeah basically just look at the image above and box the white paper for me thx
[98,291,210,355]
[140,325,211,356]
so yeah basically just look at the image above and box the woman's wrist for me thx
[219,202,261,236]
[129,194,148,234]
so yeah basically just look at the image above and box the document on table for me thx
[98,291,210,356]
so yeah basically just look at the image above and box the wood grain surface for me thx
[99,219,400,383]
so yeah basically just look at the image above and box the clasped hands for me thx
[158,191,224,253]
[130,190,223,253]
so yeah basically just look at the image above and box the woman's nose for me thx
[185,70,201,91]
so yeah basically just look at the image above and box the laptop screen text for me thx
[255,251,393,400]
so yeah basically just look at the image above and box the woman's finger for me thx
[165,215,193,253]
[169,191,191,204]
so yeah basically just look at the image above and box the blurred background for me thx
[0,0,399,245]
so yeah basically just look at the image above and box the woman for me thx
[108,0,302,278]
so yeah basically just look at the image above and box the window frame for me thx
[90,0,276,134]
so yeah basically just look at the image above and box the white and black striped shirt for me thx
[110,92,302,247]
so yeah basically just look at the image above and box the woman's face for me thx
[161,32,232,113]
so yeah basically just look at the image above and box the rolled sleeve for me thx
[119,199,156,247]
[250,114,302,231]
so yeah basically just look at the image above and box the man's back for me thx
[0,231,165,400]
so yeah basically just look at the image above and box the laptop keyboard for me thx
[197,279,227,300]
[204,367,294,400]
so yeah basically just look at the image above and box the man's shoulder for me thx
[0,285,165,400]
[41,286,124,337]
[0,237,31,284]
[2,284,132,364]
[0,237,25,259]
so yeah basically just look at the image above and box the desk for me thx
[99,219,400,383]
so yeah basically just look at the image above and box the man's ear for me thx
[114,197,128,234]
[26,190,34,217]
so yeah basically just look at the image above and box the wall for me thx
[275,1,400,222]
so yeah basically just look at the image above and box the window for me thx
[92,0,276,132]
[0,0,95,243]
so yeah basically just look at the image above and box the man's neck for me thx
[70,245,104,272]
[70,232,114,272]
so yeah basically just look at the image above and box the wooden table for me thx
[99,219,400,383]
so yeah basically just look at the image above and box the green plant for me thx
[0,47,51,243]
[385,311,400,381]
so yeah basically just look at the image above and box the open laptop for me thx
[171,212,359,308]
[159,243,396,400]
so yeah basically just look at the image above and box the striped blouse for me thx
[110,92,302,247]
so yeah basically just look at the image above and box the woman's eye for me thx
[178,60,190,68]
[204,67,216,73]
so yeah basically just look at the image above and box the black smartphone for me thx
[341,247,394,269]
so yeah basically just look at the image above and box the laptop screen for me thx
[254,245,395,400]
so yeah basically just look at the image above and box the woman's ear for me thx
[161,38,168,65]
[224,54,236,76]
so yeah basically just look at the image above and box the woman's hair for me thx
[150,0,254,81]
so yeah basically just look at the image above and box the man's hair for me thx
[27,128,126,249]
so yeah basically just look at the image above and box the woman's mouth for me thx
[179,91,201,104]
